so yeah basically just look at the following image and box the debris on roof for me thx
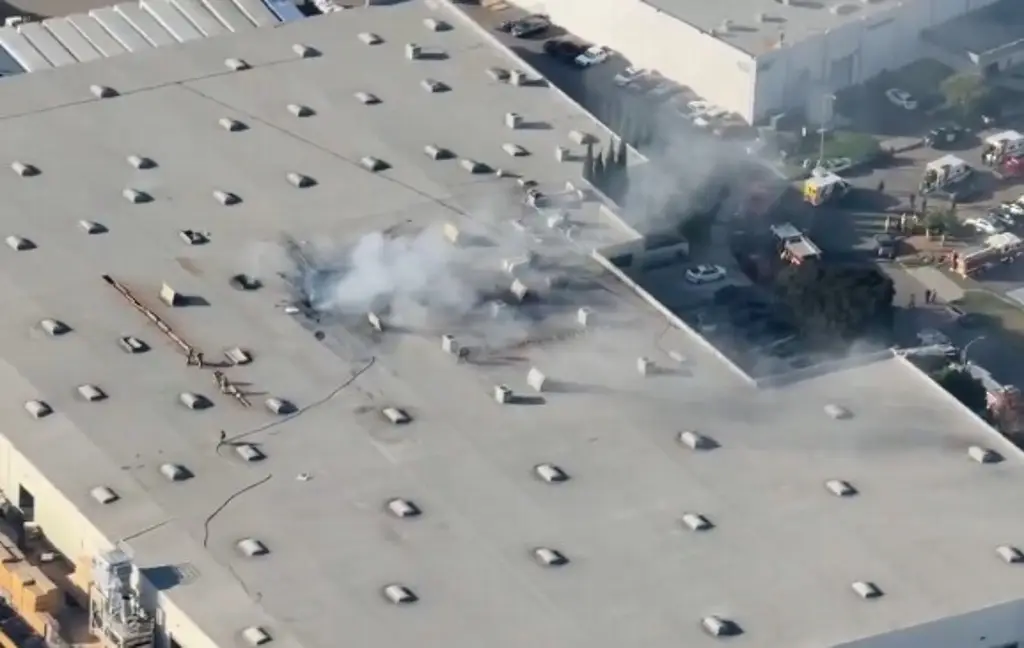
[825,404,851,420]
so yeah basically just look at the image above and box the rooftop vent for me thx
[361,156,389,172]
[678,430,717,450]
[292,43,319,58]
[179,392,212,410]
[79,219,107,234]
[637,356,655,376]
[504,112,523,129]
[383,584,417,605]
[90,84,118,98]
[285,171,316,188]
[968,445,1003,464]
[997,544,1024,563]
[719,19,733,32]
[368,311,384,332]
[354,91,380,105]
[122,188,151,204]
[494,384,513,404]
[225,347,252,365]
[382,407,411,425]
[160,283,182,307]
[159,463,191,482]
[24,400,52,419]
[213,190,241,206]
[825,479,857,497]
[701,616,741,637]
[824,403,851,419]
[534,463,568,483]
[287,103,315,118]
[576,307,593,327]
[265,397,297,415]
[405,43,421,60]
[5,236,33,251]
[236,538,269,557]
[90,486,119,505]
[421,78,449,93]
[424,144,453,160]
[681,512,713,531]
[358,31,382,45]
[460,159,488,174]
[568,130,595,145]
[387,497,421,518]
[224,57,250,71]
[508,69,530,86]
[40,318,70,336]
[119,335,148,353]
[235,443,265,462]
[851,581,882,599]
[77,384,106,402]
[755,11,767,22]
[527,367,547,392]
[502,143,529,157]
[10,161,38,177]
[180,229,210,245]
[219,117,247,132]
[487,66,509,81]
[533,547,568,566]
[241,627,271,647]
[423,17,450,31]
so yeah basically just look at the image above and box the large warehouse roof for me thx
[641,0,903,55]
[0,4,1023,648]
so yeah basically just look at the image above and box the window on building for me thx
[17,486,34,522]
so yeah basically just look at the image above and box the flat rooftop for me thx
[923,0,1024,59]
[0,4,1023,648]
[640,0,924,56]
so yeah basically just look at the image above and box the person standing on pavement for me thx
[909,193,916,212]
[877,180,886,193]
[924,289,932,304]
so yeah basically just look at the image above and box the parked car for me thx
[508,15,549,38]
[925,124,965,149]
[1001,201,1024,217]
[873,233,901,259]
[988,206,1018,227]
[575,45,612,67]
[613,66,645,87]
[685,264,727,284]
[885,88,918,110]
[543,38,585,63]
[964,217,1004,235]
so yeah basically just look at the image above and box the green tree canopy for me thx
[932,365,988,413]
[923,207,959,234]
[940,73,993,119]
[775,264,895,342]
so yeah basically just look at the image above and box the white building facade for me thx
[521,0,1003,123]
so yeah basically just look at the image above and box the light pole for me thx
[818,93,837,167]
[961,335,986,366]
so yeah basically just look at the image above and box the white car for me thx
[575,45,612,67]
[885,88,918,110]
[1002,202,1024,216]
[964,217,1003,235]
[685,264,727,284]
[613,66,645,87]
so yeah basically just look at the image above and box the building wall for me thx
[835,599,1024,648]
[518,0,757,120]
[753,0,1001,122]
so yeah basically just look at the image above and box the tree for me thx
[932,365,988,414]
[775,264,895,342]
[923,207,959,235]
[582,143,595,183]
[940,72,993,120]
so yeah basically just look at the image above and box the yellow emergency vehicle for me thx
[802,171,850,206]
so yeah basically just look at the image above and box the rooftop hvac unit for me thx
[93,549,133,596]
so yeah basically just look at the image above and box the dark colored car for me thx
[543,38,585,63]
[510,15,549,38]
[925,125,965,150]
[873,233,900,259]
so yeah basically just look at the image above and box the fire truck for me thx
[953,232,1024,276]
[967,362,1024,436]
[802,171,849,207]
[982,130,1024,180]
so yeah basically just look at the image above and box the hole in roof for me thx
[6,236,34,251]
[219,117,248,132]
[40,318,70,336]
[77,384,107,402]
[79,220,108,234]
[11,161,39,177]
[179,392,212,410]
[159,463,192,482]
[386,498,421,518]
[383,584,417,605]
[236,538,269,557]
[287,103,315,118]
[241,626,271,646]
[119,336,148,354]
[90,486,119,505]
[534,463,568,483]
[235,444,265,462]
[265,397,296,415]
[24,400,52,419]
[533,547,568,566]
